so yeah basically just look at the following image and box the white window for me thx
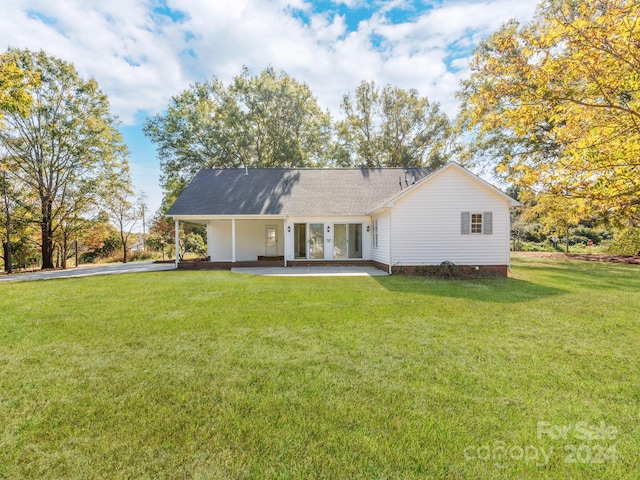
[471,213,483,234]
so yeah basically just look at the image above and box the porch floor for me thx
[231,266,388,277]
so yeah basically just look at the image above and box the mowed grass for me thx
[0,257,639,479]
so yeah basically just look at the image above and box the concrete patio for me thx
[230,266,388,276]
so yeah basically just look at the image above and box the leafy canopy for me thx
[336,81,457,168]
[0,52,39,122]
[0,48,130,269]
[144,67,332,209]
[458,0,640,225]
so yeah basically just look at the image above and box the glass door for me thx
[309,223,324,259]
[294,223,306,259]
[348,224,362,258]
[333,224,347,259]
[265,225,277,256]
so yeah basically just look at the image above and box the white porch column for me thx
[283,218,287,267]
[174,219,179,268]
[231,218,236,263]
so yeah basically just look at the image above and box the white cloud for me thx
[0,0,538,120]
[0,0,538,213]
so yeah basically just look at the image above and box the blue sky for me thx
[0,0,539,215]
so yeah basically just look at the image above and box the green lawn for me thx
[1,256,638,479]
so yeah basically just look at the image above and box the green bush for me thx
[606,228,640,255]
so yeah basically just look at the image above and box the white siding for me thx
[207,220,232,261]
[371,213,390,265]
[207,220,284,261]
[235,220,284,260]
[391,167,510,266]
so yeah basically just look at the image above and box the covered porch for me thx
[172,215,286,269]
[172,215,374,269]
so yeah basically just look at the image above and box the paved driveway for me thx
[0,261,175,283]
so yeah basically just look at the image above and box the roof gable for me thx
[368,162,520,212]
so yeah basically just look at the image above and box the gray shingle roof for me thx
[166,168,431,217]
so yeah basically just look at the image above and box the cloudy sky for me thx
[0,0,539,214]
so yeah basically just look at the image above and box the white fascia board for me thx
[167,214,287,221]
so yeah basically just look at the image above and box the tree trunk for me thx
[2,178,12,274]
[41,199,55,269]
[565,221,570,253]
[61,234,68,269]
[121,233,128,264]
[3,241,11,274]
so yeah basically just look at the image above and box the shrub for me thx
[606,228,640,255]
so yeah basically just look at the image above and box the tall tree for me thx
[144,67,332,208]
[458,0,640,225]
[0,49,129,269]
[103,185,143,264]
[336,81,458,168]
[0,52,38,272]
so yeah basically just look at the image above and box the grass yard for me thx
[1,256,639,479]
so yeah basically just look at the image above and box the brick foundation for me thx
[178,259,285,270]
[372,260,390,273]
[391,264,508,277]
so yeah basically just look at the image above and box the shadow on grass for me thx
[373,275,566,304]
[514,257,640,292]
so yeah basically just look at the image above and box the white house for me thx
[166,162,520,275]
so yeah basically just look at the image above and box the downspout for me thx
[174,219,179,268]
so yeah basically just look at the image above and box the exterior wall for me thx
[284,217,371,262]
[390,166,511,266]
[207,219,284,261]
[371,213,390,266]
[207,220,232,261]
[235,220,284,261]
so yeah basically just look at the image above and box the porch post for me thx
[174,219,179,268]
[231,218,236,263]
[283,218,287,267]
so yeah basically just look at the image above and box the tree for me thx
[0,49,129,269]
[103,186,143,264]
[1,52,39,272]
[147,214,175,260]
[522,193,586,253]
[144,67,332,208]
[0,165,21,272]
[77,218,120,262]
[336,81,458,168]
[458,0,640,225]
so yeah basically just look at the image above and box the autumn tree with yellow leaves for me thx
[459,0,640,227]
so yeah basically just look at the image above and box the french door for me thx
[333,223,362,259]
[309,223,324,259]
[294,223,362,259]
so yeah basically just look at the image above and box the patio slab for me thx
[231,266,388,277]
